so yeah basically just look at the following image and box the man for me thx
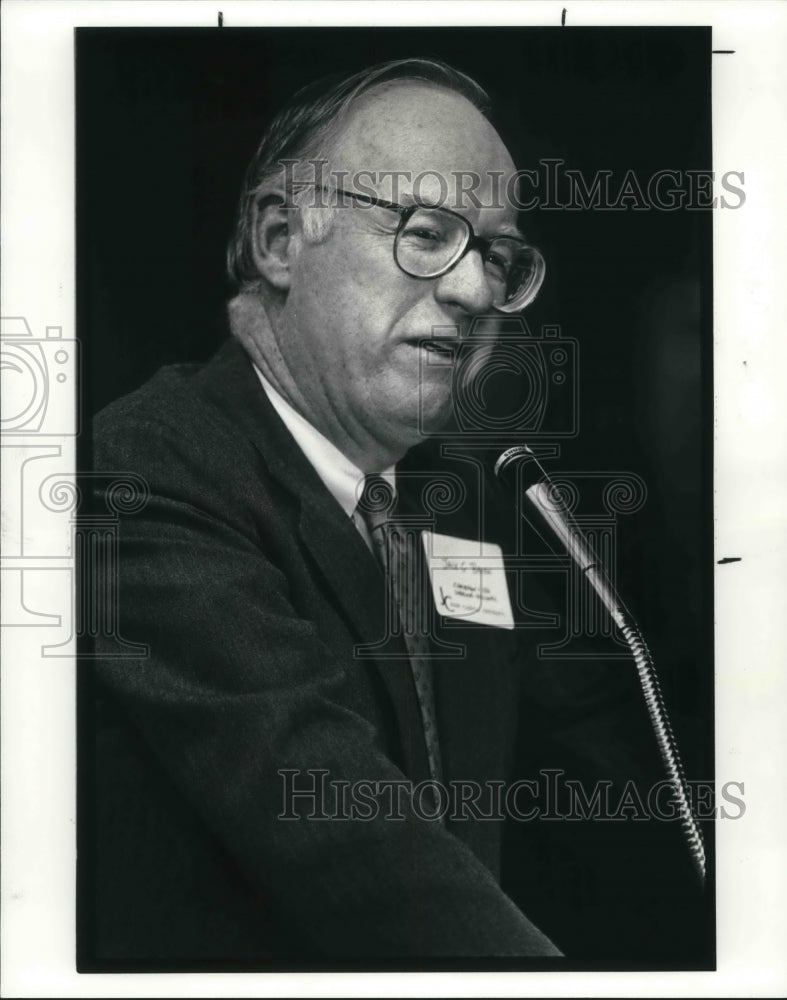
[86,58,703,965]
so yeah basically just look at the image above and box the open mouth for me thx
[411,338,459,360]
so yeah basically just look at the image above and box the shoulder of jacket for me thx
[91,360,277,521]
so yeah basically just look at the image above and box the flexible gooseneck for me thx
[494,445,706,886]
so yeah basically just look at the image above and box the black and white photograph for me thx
[2,2,786,996]
[77,24,715,970]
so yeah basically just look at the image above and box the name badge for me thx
[421,531,515,630]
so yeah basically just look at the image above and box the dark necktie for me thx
[355,475,443,790]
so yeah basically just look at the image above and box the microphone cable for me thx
[494,444,706,885]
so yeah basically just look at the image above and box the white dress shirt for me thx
[253,366,395,549]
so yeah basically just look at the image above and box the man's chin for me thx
[371,383,454,456]
[398,396,453,441]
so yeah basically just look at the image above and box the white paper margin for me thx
[2,2,786,996]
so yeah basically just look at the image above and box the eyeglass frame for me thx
[291,184,545,313]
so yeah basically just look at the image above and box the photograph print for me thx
[76,26,717,970]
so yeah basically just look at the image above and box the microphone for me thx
[494,444,707,886]
[494,445,620,618]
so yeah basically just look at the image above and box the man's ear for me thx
[250,195,294,291]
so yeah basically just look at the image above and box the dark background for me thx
[77,25,714,965]
[78,24,712,749]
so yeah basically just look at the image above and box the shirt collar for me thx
[253,366,396,518]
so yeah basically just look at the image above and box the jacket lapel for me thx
[194,336,430,779]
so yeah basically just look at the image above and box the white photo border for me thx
[2,1,786,997]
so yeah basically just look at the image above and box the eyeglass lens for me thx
[394,207,543,311]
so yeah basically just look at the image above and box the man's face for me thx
[277,82,522,468]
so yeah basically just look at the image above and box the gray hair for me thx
[226,58,490,291]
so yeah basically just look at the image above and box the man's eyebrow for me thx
[403,198,529,239]
[394,194,530,241]
[396,193,441,210]
[480,219,528,242]
[495,223,527,240]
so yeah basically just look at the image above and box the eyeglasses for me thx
[298,186,545,313]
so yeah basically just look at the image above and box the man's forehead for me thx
[329,82,518,214]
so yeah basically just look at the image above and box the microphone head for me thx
[493,445,540,488]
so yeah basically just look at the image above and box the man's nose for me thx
[432,248,494,317]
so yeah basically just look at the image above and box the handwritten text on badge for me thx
[422,531,515,630]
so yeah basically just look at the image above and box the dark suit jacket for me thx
[84,337,706,968]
